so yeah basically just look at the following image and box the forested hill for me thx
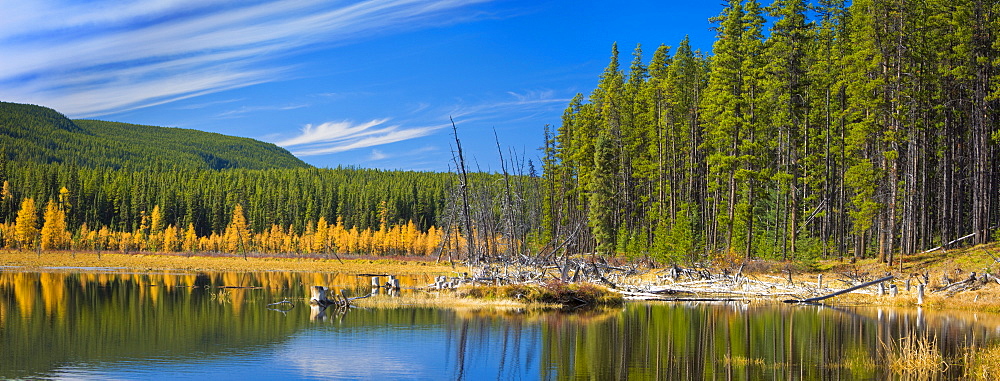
[0,101,309,170]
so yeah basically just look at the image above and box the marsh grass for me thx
[962,344,1000,380]
[881,333,947,377]
[720,355,767,367]
[0,249,461,275]
[836,346,877,375]
[210,289,233,304]
[459,281,624,307]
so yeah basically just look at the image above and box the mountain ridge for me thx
[0,101,310,170]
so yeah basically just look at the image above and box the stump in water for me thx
[310,286,330,305]
[388,275,400,290]
[388,276,400,290]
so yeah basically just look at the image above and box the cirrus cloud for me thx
[0,0,494,117]
[276,119,445,156]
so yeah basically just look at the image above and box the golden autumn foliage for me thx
[224,204,250,253]
[0,203,515,259]
[14,198,38,249]
[40,200,70,250]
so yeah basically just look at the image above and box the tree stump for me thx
[310,286,330,306]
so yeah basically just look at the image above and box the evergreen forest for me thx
[541,0,1000,264]
[0,101,310,170]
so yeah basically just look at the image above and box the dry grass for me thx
[881,333,947,377]
[0,249,463,275]
[459,281,624,307]
[720,355,767,367]
[962,344,1000,380]
[836,346,877,375]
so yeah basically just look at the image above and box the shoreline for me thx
[0,249,464,275]
[5,249,1000,313]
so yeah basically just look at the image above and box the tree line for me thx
[541,0,999,264]
[0,161,460,256]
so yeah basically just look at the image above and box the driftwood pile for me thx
[612,265,834,302]
[430,256,643,291]
[930,270,1000,295]
[608,264,1000,304]
[309,285,365,310]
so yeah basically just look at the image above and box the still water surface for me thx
[2,269,999,380]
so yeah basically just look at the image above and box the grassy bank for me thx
[796,243,1000,312]
[6,244,1000,312]
[0,249,462,275]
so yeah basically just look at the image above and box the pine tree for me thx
[589,132,617,254]
[701,0,746,254]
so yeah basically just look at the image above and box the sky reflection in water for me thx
[2,269,999,380]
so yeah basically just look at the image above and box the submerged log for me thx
[784,276,894,304]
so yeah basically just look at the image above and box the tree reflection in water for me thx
[1,270,998,379]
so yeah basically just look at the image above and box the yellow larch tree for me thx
[313,217,329,253]
[300,223,315,254]
[332,217,349,254]
[183,223,198,252]
[224,204,250,253]
[147,205,164,251]
[265,224,284,252]
[97,226,111,251]
[14,198,38,249]
[162,224,179,252]
[76,223,91,250]
[0,222,15,248]
[283,225,297,253]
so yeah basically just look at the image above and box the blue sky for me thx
[0,0,723,172]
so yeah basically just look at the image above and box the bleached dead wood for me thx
[784,276,894,304]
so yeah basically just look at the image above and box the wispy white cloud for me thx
[265,89,566,160]
[215,103,310,118]
[447,89,572,122]
[368,149,389,161]
[174,98,245,110]
[277,119,445,156]
[0,0,493,117]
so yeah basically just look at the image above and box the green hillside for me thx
[0,101,309,170]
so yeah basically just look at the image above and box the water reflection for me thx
[2,269,999,379]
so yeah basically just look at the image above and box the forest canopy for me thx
[0,101,309,170]
[540,0,1000,265]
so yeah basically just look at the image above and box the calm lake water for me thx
[2,269,999,380]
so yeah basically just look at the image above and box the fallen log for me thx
[784,276,894,304]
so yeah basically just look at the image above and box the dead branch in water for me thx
[784,276,894,304]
